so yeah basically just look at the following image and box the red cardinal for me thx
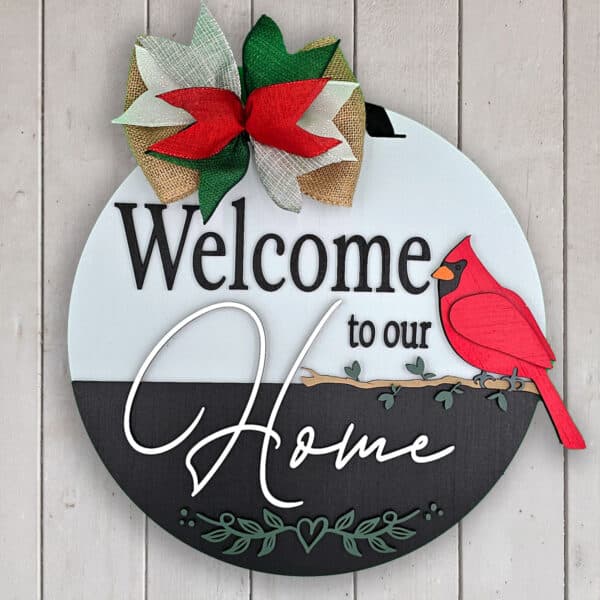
[432,236,585,449]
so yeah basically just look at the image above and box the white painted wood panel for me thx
[566,2,600,599]
[460,2,565,598]
[356,0,459,145]
[249,1,355,597]
[253,575,354,600]
[0,2,41,599]
[144,1,252,597]
[354,3,460,598]
[43,1,146,598]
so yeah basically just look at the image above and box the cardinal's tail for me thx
[531,368,586,449]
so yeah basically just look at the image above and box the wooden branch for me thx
[301,368,539,395]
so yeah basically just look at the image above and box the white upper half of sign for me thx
[68,111,545,383]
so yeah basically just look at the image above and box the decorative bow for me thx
[114,3,365,222]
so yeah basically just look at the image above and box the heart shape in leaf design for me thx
[296,517,329,554]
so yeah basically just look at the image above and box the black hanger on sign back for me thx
[365,103,407,138]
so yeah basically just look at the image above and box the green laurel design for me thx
[180,506,421,558]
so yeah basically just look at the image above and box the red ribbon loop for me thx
[148,79,341,160]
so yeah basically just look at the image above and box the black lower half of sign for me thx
[72,381,537,576]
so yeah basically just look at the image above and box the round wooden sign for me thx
[69,106,543,575]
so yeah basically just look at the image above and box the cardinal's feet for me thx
[501,367,526,392]
[473,370,495,388]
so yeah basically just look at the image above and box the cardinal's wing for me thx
[448,292,554,368]
[500,287,556,361]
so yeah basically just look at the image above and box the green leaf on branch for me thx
[257,534,276,557]
[487,391,508,412]
[334,510,355,531]
[406,356,436,380]
[497,394,508,412]
[389,525,416,540]
[405,358,423,376]
[237,518,263,535]
[224,537,251,555]
[201,528,230,543]
[434,389,455,410]
[343,535,362,557]
[344,360,361,381]
[377,380,403,411]
[368,536,396,554]
[378,392,395,410]
[355,517,381,536]
[434,390,452,403]
[262,508,284,529]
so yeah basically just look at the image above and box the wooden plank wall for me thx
[0,2,41,599]
[0,0,597,598]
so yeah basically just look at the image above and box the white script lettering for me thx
[123,301,455,508]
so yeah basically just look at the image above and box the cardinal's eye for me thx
[455,264,462,271]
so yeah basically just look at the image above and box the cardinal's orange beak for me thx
[432,265,454,280]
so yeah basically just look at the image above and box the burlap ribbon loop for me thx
[299,38,365,207]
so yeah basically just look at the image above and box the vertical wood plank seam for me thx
[39,0,45,597]
[457,0,463,151]
[562,1,569,599]
[143,3,149,599]
[248,562,253,600]
[352,0,357,79]
[352,3,357,599]
[457,1,463,598]
[249,3,255,595]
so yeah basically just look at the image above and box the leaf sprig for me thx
[376,357,436,411]
[405,356,436,380]
[487,390,508,412]
[434,382,464,410]
[378,385,401,410]
[183,506,421,558]
[344,360,361,381]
